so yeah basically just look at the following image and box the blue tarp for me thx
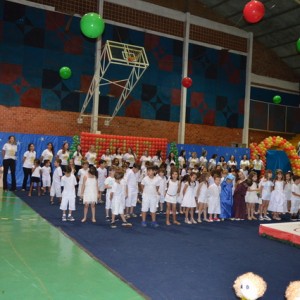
[0,132,72,187]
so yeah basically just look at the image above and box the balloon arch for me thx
[249,136,300,176]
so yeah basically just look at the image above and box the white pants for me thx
[105,191,112,210]
[142,195,158,213]
[111,197,124,215]
[42,178,51,187]
[50,182,61,197]
[126,189,138,207]
[291,199,300,214]
[60,196,75,211]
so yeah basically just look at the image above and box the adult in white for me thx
[101,148,112,168]
[152,150,163,168]
[178,150,187,169]
[21,143,36,191]
[40,142,54,166]
[188,152,199,168]
[199,150,208,168]
[72,144,83,175]
[85,145,97,167]
[140,150,152,171]
[208,154,218,171]
[123,147,137,168]
[56,142,70,172]
[240,154,250,177]
[112,147,123,165]
[227,155,237,170]
[252,154,264,179]
[2,135,17,191]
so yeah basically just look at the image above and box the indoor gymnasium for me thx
[1,0,300,299]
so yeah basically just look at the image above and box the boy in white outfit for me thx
[97,159,107,203]
[125,163,141,218]
[207,174,221,222]
[141,166,160,228]
[50,159,62,205]
[60,166,77,221]
[104,167,116,221]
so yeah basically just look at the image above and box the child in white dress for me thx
[60,166,77,222]
[268,169,286,220]
[207,174,221,222]
[165,169,180,226]
[125,164,140,218]
[110,171,132,229]
[181,172,198,224]
[258,170,274,221]
[196,173,210,222]
[77,161,89,203]
[178,174,189,214]
[245,171,259,220]
[41,160,51,195]
[81,166,99,223]
[50,159,62,205]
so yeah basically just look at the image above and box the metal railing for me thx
[249,99,300,134]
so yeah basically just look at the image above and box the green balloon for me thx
[59,66,72,79]
[297,38,300,53]
[273,95,282,104]
[80,12,105,39]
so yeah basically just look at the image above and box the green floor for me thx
[0,191,144,300]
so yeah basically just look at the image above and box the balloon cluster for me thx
[80,132,168,160]
[69,135,80,159]
[250,136,300,176]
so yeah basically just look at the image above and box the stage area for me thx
[259,222,300,246]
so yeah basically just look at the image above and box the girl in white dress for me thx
[268,170,287,220]
[81,166,99,223]
[178,174,189,214]
[258,170,274,221]
[196,172,210,222]
[165,169,180,226]
[245,171,259,220]
[181,172,198,224]
[284,171,293,213]
[85,145,97,167]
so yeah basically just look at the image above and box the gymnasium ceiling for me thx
[196,0,300,78]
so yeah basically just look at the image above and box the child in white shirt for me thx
[104,167,116,221]
[60,166,77,222]
[97,159,107,203]
[50,159,63,205]
[110,171,132,228]
[207,175,221,222]
[28,159,42,197]
[157,168,167,214]
[41,160,51,195]
[125,163,140,218]
[141,166,160,228]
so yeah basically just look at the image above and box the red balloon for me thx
[182,77,193,88]
[243,1,265,24]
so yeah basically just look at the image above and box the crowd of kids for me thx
[2,137,300,228]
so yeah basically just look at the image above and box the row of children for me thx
[41,155,300,227]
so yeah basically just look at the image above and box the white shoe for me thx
[185,218,192,224]
[259,216,264,221]
[264,216,271,221]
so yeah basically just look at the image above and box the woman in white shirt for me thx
[73,144,83,174]
[227,155,237,170]
[188,152,199,169]
[152,150,163,167]
[208,154,218,171]
[178,150,186,169]
[40,142,54,166]
[112,147,123,165]
[123,147,137,168]
[21,143,36,191]
[140,150,152,170]
[85,145,98,167]
[199,150,208,168]
[240,154,250,177]
[2,135,17,191]
[56,142,70,172]
[252,154,264,178]
[101,148,112,168]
